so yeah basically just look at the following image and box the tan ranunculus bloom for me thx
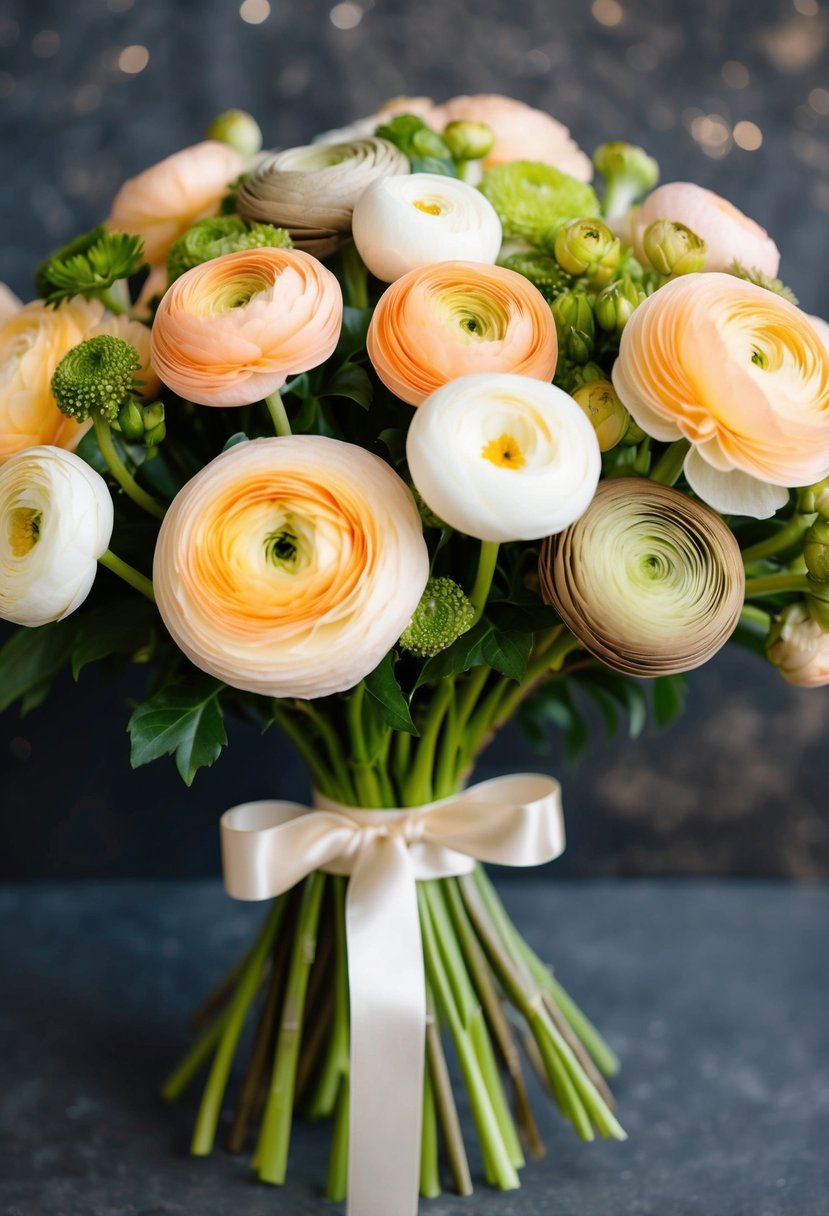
[152,436,429,699]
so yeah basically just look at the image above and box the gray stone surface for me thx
[1,878,828,1214]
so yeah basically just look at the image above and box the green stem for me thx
[744,572,813,597]
[190,898,286,1156]
[264,389,292,437]
[293,701,356,800]
[92,414,166,518]
[325,1075,350,1202]
[649,439,690,487]
[469,541,499,625]
[434,679,460,801]
[405,681,454,806]
[347,682,385,807]
[425,981,473,1195]
[306,877,350,1119]
[632,435,652,475]
[101,283,129,315]
[161,1002,234,1103]
[341,241,369,310]
[741,512,815,564]
[740,604,772,631]
[98,549,155,602]
[271,701,336,794]
[420,1055,441,1199]
[601,178,638,222]
[256,872,326,1185]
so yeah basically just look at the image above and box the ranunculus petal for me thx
[683,447,789,519]
[153,436,429,698]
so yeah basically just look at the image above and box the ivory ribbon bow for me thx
[221,772,565,1216]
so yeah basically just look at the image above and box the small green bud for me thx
[51,335,142,422]
[400,577,476,658]
[643,219,707,276]
[206,109,263,158]
[566,361,605,393]
[142,401,166,447]
[622,417,647,446]
[553,218,620,286]
[804,519,829,582]
[594,276,647,335]
[807,582,829,630]
[572,380,629,452]
[117,398,145,443]
[442,120,495,162]
[144,420,166,447]
[799,478,829,518]
[592,141,659,219]
[551,291,595,363]
[497,251,572,302]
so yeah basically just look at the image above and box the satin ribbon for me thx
[221,772,565,1216]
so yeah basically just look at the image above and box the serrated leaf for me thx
[322,363,373,410]
[0,619,78,714]
[364,652,418,735]
[128,675,227,785]
[71,597,157,679]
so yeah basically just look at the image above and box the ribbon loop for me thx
[220,773,565,1216]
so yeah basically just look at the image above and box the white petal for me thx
[683,447,788,519]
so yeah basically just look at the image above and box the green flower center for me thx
[8,507,42,557]
[264,527,300,571]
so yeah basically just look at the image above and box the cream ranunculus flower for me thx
[351,172,502,282]
[0,297,157,464]
[108,141,247,264]
[0,283,21,323]
[153,436,429,698]
[0,446,114,626]
[632,182,780,276]
[612,273,829,518]
[406,373,601,542]
[766,601,829,687]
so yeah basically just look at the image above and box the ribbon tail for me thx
[345,835,426,1216]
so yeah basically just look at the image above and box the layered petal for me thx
[150,248,342,406]
[406,372,600,542]
[766,602,829,687]
[153,436,429,698]
[368,261,557,406]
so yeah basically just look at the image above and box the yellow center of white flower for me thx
[413,199,443,216]
[481,433,526,469]
[7,507,42,557]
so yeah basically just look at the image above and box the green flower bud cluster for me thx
[51,336,142,423]
[442,120,494,163]
[206,109,263,158]
[117,399,166,447]
[399,577,475,658]
[643,220,707,276]
[376,114,457,176]
[167,216,293,284]
[480,161,600,247]
[553,218,620,286]
[595,276,647,335]
[572,380,630,452]
[555,359,604,395]
[729,261,798,306]
[551,290,595,363]
[497,251,572,302]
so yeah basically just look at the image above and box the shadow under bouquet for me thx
[3,93,829,1214]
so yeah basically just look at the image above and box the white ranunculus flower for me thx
[0,446,114,626]
[406,373,601,543]
[352,173,502,282]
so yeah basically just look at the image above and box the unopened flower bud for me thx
[766,600,829,685]
[592,141,660,220]
[142,401,166,447]
[622,417,647,446]
[643,219,707,276]
[799,478,829,518]
[553,218,620,285]
[399,577,475,657]
[551,291,595,363]
[566,361,605,393]
[442,120,495,162]
[206,109,263,158]
[595,276,647,335]
[804,519,829,582]
[572,380,629,452]
[51,335,142,423]
[117,398,145,443]
[807,584,829,631]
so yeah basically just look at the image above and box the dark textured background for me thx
[2,0,829,879]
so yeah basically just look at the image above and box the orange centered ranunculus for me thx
[367,261,558,406]
[612,273,829,518]
[152,435,429,699]
[150,248,343,407]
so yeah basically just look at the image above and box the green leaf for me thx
[71,597,157,679]
[335,306,373,360]
[414,620,491,689]
[322,363,373,410]
[37,228,146,307]
[0,619,78,714]
[378,427,408,466]
[223,432,250,451]
[652,674,688,728]
[487,601,560,635]
[364,652,418,735]
[128,675,227,785]
[480,627,531,681]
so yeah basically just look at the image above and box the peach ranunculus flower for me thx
[153,435,430,699]
[150,248,343,407]
[766,602,829,687]
[0,297,157,464]
[632,182,780,277]
[612,273,829,519]
[314,96,436,145]
[367,261,558,406]
[107,141,246,265]
[426,94,593,182]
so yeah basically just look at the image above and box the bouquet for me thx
[2,92,829,1215]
